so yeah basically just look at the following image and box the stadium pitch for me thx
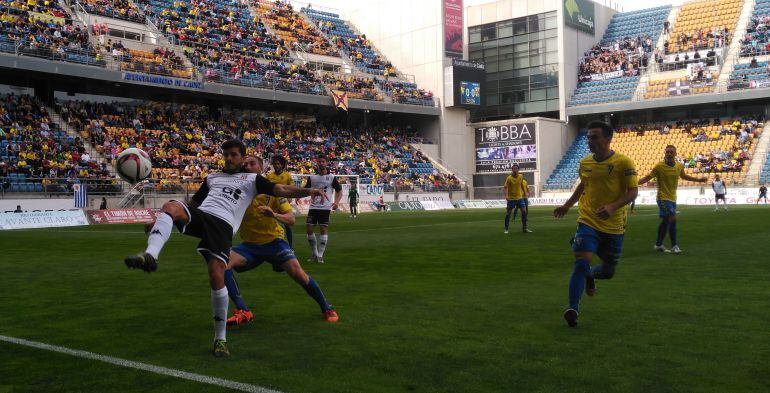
[1,206,769,392]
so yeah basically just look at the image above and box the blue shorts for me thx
[232,239,296,273]
[507,199,527,210]
[657,200,677,218]
[571,223,624,265]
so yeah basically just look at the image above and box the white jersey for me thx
[192,172,276,233]
[713,180,726,195]
[305,173,341,210]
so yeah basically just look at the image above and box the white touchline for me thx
[0,335,283,393]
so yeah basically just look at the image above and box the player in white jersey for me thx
[123,139,326,357]
[305,155,343,263]
[712,174,728,211]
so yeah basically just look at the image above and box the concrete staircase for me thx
[745,121,770,185]
[717,0,756,87]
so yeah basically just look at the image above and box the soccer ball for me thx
[116,148,152,184]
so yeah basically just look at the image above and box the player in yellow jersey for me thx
[265,155,295,246]
[638,145,706,254]
[511,178,529,223]
[553,121,639,327]
[503,164,532,233]
[224,157,339,327]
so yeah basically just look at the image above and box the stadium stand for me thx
[644,71,717,98]
[665,0,739,54]
[79,0,146,24]
[728,60,770,89]
[303,7,396,77]
[542,133,588,190]
[568,6,670,107]
[0,1,105,67]
[740,0,770,57]
[0,94,115,193]
[253,0,337,57]
[109,42,193,79]
[53,99,458,191]
[320,73,381,101]
[544,118,761,190]
[375,79,434,106]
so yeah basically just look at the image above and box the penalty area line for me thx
[0,335,282,393]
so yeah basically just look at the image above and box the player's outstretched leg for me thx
[208,259,230,357]
[504,207,512,234]
[125,201,188,272]
[654,219,668,252]
[307,225,318,263]
[566,258,590,327]
[224,269,253,327]
[512,206,519,222]
[282,259,338,322]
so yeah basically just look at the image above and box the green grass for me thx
[1,206,770,393]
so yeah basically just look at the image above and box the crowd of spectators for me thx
[53,100,458,191]
[79,0,145,24]
[665,26,729,54]
[0,94,112,194]
[374,79,434,106]
[328,32,396,77]
[740,16,770,57]
[257,0,336,56]
[108,41,191,78]
[577,35,652,81]
[321,73,380,101]
[0,2,104,66]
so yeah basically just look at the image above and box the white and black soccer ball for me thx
[116,148,152,184]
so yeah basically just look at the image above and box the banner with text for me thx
[589,70,623,81]
[87,208,161,224]
[0,210,88,230]
[443,0,463,58]
[564,0,595,34]
[122,72,203,90]
[475,122,537,173]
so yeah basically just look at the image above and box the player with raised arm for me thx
[348,181,360,218]
[758,184,768,205]
[265,155,295,246]
[123,140,326,357]
[224,157,339,327]
[503,164,532,234]
[712,174,728,211]
[553,121,638,328]
[638,145,707,254]
[305,155,343,263]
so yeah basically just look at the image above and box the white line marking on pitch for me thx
[0,335,282,393]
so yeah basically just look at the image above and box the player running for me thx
[348,181,360,218]
[638,145,707,254]
[123,140,325,357]
[553,121,638,328]
[503,164,532,234]
[265,155,295,245]
[224,156,339,327]
[305,155,343,263]
[712,174,728,211]
[758,184,768,204]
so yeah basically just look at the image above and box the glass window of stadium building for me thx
[468,11,559,121]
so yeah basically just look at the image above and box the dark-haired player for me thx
[123,140,326,357]
[757,184,768,204]
[266,155,295,246]
[554,121,638,328]
[639,145,706,254]
[305,155,343,263]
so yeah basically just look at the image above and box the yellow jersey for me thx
[238,194,292,245]
[577,152,638,235]
[266,171,294,186]
[649,161,684,202]
[505,174,526,200]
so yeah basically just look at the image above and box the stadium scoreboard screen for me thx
[475,122,537,173]
[444,59,486,108]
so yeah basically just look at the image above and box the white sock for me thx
[307,234,318,257]
[318,234,328,257]
[211,287,228,341]
[145,213,173,259]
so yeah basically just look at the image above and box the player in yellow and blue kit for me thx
[511,178,529,222]
[553,121,639,327]
[265,155,295,246]
[224,157,339,327]
[503,164,532,233]
[638,145,706,254]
